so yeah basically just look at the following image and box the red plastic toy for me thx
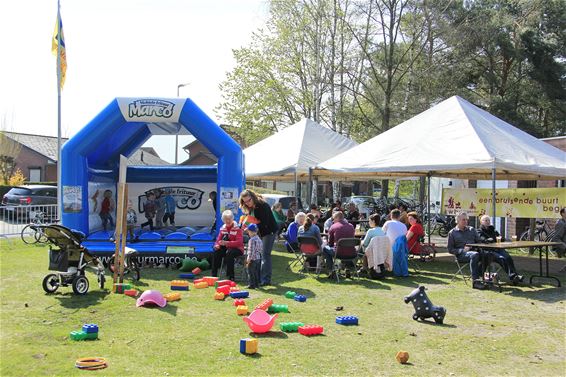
[233,299,246,306]
[298,325,324,336]
[215,280,233,288]
[192,267,202,275]
[216,285,231,295]
[255,298,273,311]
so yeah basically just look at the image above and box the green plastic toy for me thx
[70,331,87,341]
[285,291,297,299]
[267,304,289,313]
[280,322,304,332]
[179,258,211,272]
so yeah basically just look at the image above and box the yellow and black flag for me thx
[52,10,67,89]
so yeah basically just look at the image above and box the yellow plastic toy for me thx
[170,280,189,287]
[194,281,209,289]
[214,292,225,300]
[164,292,181,302]
[236,305,249,315]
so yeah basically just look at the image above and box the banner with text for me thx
[441,188,565,219]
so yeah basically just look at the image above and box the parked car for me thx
[261,194,305,216]
[1,185,57,221]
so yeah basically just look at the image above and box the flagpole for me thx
[56,0,62,219]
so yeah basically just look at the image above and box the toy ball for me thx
[396,351,409,364]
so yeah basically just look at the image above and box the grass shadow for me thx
[504,286,566,303]
[52,289,110,309]
[250,331,288,339]
[413,320,458,329]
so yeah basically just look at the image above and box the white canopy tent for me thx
[315,95,566,219]
[315,96,566,181]
[244,118,358,180]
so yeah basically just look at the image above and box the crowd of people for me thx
[209,188,565,290]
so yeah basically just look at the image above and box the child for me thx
[163,192,176,226]
[99,189,115,232]
[126,201,137,241]
[245,223,262,289]
[141,192,156,231]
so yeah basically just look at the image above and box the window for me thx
[29,168,41,182]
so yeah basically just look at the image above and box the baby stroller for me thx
[41,225,106,295]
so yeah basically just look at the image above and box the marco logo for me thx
[138,186,205,213]
[128,99,175,118]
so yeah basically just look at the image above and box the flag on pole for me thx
[52,12,67,89]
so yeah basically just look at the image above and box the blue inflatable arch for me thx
[61,98,244,256]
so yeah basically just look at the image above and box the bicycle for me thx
[21,212,58,244]
[517,220,557,255]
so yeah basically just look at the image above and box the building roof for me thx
[180,151,217,165]
[2,131,169,165]
[3,131,66,162]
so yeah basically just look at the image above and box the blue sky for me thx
[0,0,267,162]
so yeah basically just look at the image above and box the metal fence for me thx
[0,204,59,237]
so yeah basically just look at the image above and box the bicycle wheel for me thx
[35,229,48,244]
[516,230,531,254]
[21,225,38,244]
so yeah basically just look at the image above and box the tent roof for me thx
[315,96,566,180]
[244,119,357,180]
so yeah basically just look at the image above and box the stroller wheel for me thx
[42,274,59,293]
[72,276,89,295]
[98,274,105,289]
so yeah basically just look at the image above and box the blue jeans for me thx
[491,249,517,277]
[247,259,261,288]
[99,212,114,231]
[261,233,276,284]
[458,251,481,280]
[323,246,335,271]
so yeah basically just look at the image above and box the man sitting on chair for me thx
[477,215,523,284]
[323,211,355,278]
[447,212,483,289]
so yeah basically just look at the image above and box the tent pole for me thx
[295,166,300,210]
[491,163,496,219]
[308,167,313,207]
[427,173,431,244]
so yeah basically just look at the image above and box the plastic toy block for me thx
[164,292,181,302]
[216,285,231,295]
[229,286,240,293]
[267,304,289,313]
[239,338,258,355]
[84,332,98,340]
[179,273,195,279]
[336,316,359,325]
[194,282,209,289]
[70,331,88,341]
[203,276,219,286]
[294,294,307,302]
[113,283,132,293]
[170,280,190,287]
[233,299,246,307]
[229,291,249,299]
[298,325,324,336]
[82,324,99,333]
[255,298,273,311]
[285,291,297,299]
[124,289,138,297]
[193,278,205,284]
[192,267,202,275]
[171,285,189,291]
[214,292,226,300]
[236,305,249,315]
[280,322,304,332]
[215,280,233,288]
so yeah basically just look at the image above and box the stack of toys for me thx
[170,280,190,291]
[70,324,99,341]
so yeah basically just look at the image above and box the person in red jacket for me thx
[212,209,244,281]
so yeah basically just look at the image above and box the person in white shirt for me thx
[382,209,407,245]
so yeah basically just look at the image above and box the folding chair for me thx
[283,233,304,271]
[331,238,361,283]
[408,236,436,262]
[297,236,322,277]
[450,255,471,285]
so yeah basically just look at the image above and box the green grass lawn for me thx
[1,239,565,376]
